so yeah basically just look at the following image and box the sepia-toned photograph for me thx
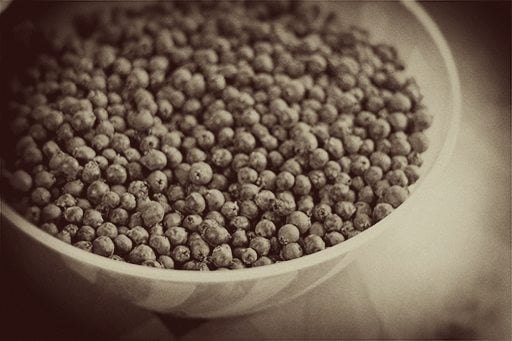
[0,0,510,339]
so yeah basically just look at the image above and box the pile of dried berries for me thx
[3,1,432,270]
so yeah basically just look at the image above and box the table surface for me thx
[1,1,510,340]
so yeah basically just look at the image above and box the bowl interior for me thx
[2,1,460,283]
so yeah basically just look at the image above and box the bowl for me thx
[1,0,460,318]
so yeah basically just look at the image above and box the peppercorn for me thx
[320,161,338,181]
[127,216,144,233]
[324,213,343,232]
[185,192,206,214]
[128,244,156,264]
[236,167,258,185]
[173,163,192,186]
[95,222,117,239]
[54,194,75,209]
[387,156,404,172]
[372,178,389,198]
[157,255,175,269]
[137,201,164,227]
[33,171,55,189]
[77,209,99,229]
[226,227,247,247]
[205,210,226,226]
[277,224,300,245]
[187,162,213,185]
[86,180,109,205]
[332,201,355,221]
[350,155,371,176]
[74,240,93,252]
[264,150,282,170]
[60,181,82,198]
[10,170,33,192]
[329,182,350,201]
[59,223,77,238]
[222,214,246,231]
[201,220,230,246]
[92,236,115,257]
[149,234,171,256]
[163,226,187,246]
[171,245,191,264]
[140,259,161,268]
[308,221,325,237]
[219,201,238,219]
[73,224,94,241]
[182,214,202,232]
[248,236,270,256]
[412,110,433,131]
[386,169,409,187]
[309,170,327,189]
[161,212,181,229]
[408,132,429,153]
[39,222,58,236]
[211,148,232,168]
[354,213,372,231]
[362,166,382,186]
[210,243,233,268]
[189,236,210,261]
[149,223,164,236]
[274,171,294,191]
[383,185,408,208]
[184,147,206,164]
[238,247,258,265]
[22,205,40,224]
[293,132,317,155]
[324,231,345,246]
[118,192,136,211]
[126,225,149,245]
[367,118,391,140]
[253,219,275,238]
[62,206,84,224]
[93,156,109,171]
[216,127,235,147]
[235,183,256,201]
[71,110,96,132]
[358,186,375,204]
[140,149,167,171]
[229,258,246,269]
[404,165,420,184]
[390,136,412,156]
[286,211,311,234]
[297,195,314,215]
[303,234,325,254]
[312,203,332,222]
[388,112,408,131]
[280,242,303,260]
[101,191,120,209]
[252,256,273,267]
[30,187,51,206]
[183,260,210,271]
[387,92,412,112]
[114,234,133,254]
[373,202,394,222]
[255,171,275,191]
[338,156,351,173]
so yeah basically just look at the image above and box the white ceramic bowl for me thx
[1,1,460,318]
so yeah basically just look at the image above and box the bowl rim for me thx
[1,0,461,283]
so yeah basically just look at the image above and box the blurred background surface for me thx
[1,1,510,340]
